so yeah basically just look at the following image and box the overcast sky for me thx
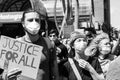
[110,0,120,30]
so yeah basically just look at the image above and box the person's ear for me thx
[22,22,25,28]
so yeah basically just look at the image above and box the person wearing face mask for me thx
[85,32,117,78]
[61,31,104,80]
[15,9,59,80]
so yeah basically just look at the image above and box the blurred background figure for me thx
[48,29,68,80]
[48,29,68,62]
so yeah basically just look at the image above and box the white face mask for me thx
[99,39,111,55]
[74,41,87,52]
[100,46,111,55]
[25,22,40,35]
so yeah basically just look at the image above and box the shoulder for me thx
[43,37,55,49]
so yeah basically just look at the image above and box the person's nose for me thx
[33,19,37,23]
[33,19,40,23]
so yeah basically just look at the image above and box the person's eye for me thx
[106,43,111,45]
[35,19,40,22]
[83,39,86,42]
[28,19,33,22]
[76,39,81,42]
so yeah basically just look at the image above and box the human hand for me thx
[7,68,22,80]
[77,59,89,69]
[56,47,61,55]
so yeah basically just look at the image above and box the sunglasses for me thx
[49,34,56,37]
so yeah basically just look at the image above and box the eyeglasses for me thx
[49,34,56,37]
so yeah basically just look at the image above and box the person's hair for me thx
[48,29,59,36]
[69,31,87,47]
[21,8,41,22]
[84,27,96,35]
[92,33,112,58]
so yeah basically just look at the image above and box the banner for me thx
[0,35,42,79]
[0,12,23,23]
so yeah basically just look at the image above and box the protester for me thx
[85,32,116,77]
[14,9,59,80]
[48,29,68,62]
[62,31,104,80]
[48,29,68,80]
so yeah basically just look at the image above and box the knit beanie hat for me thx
[69,31,87,47]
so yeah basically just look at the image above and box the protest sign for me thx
[0,35,43,79]
[106,56,120,80]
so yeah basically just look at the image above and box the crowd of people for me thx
[0,8,120,80]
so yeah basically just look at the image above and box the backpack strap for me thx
[68,58,82,80]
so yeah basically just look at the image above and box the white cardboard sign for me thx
[0,35,43,79]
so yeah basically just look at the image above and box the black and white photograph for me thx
[0,0,119,80]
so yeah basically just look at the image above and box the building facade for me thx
[0,0,111,38]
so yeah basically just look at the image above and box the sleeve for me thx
[57,43,68,58]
